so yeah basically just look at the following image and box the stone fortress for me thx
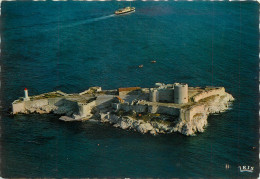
[12,82,234,136]
[149,83,188,103]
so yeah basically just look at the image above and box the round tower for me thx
[174,83,188,104]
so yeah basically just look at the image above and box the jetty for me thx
[11,83,234,136]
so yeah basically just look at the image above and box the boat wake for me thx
[53,14,116,30]
[6,14,116,33]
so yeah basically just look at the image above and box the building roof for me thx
[118,87,141,92]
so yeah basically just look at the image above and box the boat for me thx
[115,6,135,15]
[139,64,143,68]
[151,60,156,63]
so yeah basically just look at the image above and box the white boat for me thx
[115,6,135,15]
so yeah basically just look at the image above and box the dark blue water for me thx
[1,1,259,178]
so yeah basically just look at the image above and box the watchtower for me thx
[174,83,188,104]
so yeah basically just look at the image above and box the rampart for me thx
[187,104,205,121]
[158,89,174,103]
[12,101,25,114]
[149,88,174,103]
[148,105,179,116]
[12,97,78,115]
[112,102,179,116]
[192,87,225,102]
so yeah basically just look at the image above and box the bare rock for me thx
[113,123,120,128]
[59,116,80,122]
[150,129,157,135]
[136,123,154,134]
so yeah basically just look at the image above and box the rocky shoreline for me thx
[99,92,234,136]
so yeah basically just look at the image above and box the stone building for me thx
[149,83,188,104]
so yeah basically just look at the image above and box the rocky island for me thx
[12,83,234,136]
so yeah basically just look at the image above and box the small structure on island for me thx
[24,88,30,101]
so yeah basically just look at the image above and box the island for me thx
[11,82,234,136]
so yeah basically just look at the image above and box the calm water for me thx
[1,1,259,178]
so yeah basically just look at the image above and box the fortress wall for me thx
[114,102,179,116]
[158,89,174,103]
[149,88,174,103]
[117,103,148,113]
[189,104,206,120]
[12,102,25,114]
[192,87,225,102]
[95,95,115,110]
[148,105,179,116]
[180,104,206,122]
[24,99,49,109]
[12,98,60,114]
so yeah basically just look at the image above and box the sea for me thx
[0,1,259,178]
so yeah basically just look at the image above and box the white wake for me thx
[57,14,116,30]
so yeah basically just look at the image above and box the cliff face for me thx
[100,113,174,135]
[173,92,234,136]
